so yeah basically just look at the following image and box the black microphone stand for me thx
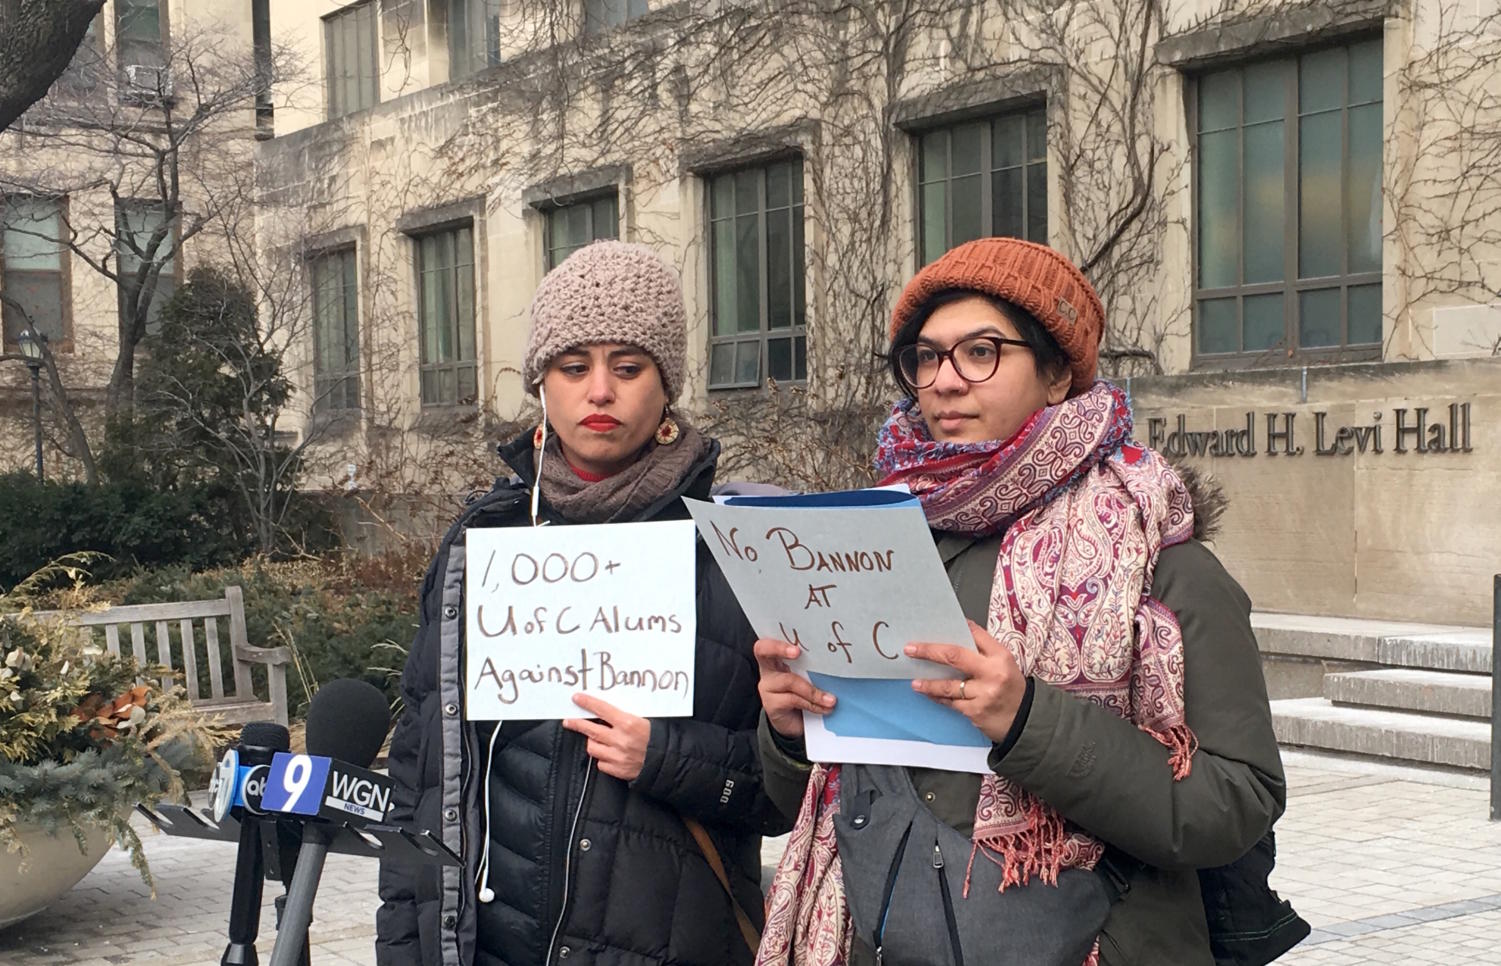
[267,823,335,966]
[221,728,289,966]
[146,680,455,966]
[220,813,265,966]
[264,819,312,966]
[139,800,458,966]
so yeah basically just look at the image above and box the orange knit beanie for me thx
[889,237,1105,393]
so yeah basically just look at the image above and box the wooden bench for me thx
[42,586,292,727]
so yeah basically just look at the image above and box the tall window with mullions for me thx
[324,1,379,119]
[585,0,648,34]
[707,158,806,389]
[115,200,176,337]
[1192,38,1383,362]
[115,0,166,71]
[1,196,69,350]
[545,195,619,271]
[311,248,361,414]
[415,225,477,407]
[448,0,503,78]
[917,106,1048,266]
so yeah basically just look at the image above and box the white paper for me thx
[463,520,698,720]
[685,491,994,772]
[804,714,992,774]
[683,494,972,679]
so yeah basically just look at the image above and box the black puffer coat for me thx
[376,435,784,966]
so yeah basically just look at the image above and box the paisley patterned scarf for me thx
[756,382,1197,966]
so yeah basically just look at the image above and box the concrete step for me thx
[1253,612,1492,672]
[1379,631,1493,674]
[1324,668,1492,719]
[1271,697,1492,770]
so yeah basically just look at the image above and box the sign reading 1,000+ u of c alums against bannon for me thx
[463,520,699,720]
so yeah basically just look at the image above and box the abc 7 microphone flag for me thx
[208,746,275,821]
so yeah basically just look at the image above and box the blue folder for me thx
[807,672,991,747]
[723,489,916,509]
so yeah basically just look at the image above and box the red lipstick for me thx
[580,414,622,432]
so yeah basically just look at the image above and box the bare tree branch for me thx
[3,24,302,416]
[0,289,98,482]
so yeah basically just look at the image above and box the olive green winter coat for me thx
[759,529,1286,966]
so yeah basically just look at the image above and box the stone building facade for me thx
[0,0,263,477]
[4,0,1497,625]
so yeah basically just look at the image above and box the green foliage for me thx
[0,563,225,887]
[140,267,293,429]
[0,747,163,882]
[100,265,326,556]
[0,472,242,591]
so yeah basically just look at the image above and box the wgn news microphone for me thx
[137,679,459,966]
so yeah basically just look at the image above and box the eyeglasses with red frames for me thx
[896,335,1033,389]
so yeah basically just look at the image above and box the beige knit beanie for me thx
[523,240,687,399]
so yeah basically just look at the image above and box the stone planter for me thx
[0,819,115,929]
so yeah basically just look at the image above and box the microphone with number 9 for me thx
[265,679,391,966]
[263,678,394,826]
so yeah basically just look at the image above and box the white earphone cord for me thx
[475,721,503,903]
[479,381,548,902]
[531,383,549,526]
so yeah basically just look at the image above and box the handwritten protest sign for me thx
[684,490,972,679]
[464,521,697,720]
[685,491,991,772]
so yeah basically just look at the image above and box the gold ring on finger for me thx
[958,679,968,700]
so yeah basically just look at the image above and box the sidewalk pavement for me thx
[1270,752,1501,964]
[2,750,1498,965]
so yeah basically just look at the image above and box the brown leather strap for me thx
[683,815,761,954]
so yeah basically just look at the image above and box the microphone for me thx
[262,753,394,825]
[267,680,391,966]
[218,721,291,966]
[209,730,283,822]
[261,677,395,824]
[305,677,391,764]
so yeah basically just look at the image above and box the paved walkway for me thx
[1272,753,1501,964]
[1,751,1498,964]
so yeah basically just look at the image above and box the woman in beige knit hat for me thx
[754,238,1300,966]
[379,241,782,966]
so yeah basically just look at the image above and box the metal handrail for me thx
[1491,575,1500,820]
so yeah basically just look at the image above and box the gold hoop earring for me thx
[654,414,680,445]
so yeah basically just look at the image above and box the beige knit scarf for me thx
[535,419,710,523]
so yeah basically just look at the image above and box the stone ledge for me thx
[1379,632,1492,674]
[1325,668,1492,719]
[1252,612,1492,671]
[1157,0,1390,69]
[1272,697,1490,770]
[890,64,1059,132]
[523,164,632,208]
[678,120,821,176]
[1128,356,1501,408]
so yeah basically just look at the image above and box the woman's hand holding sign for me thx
[564,694,651,781]
[907,620,1028,743]
[754,638,837,738]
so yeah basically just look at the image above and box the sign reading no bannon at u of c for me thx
[463,520,699,720]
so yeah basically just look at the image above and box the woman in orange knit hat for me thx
[753,238,1299,966]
